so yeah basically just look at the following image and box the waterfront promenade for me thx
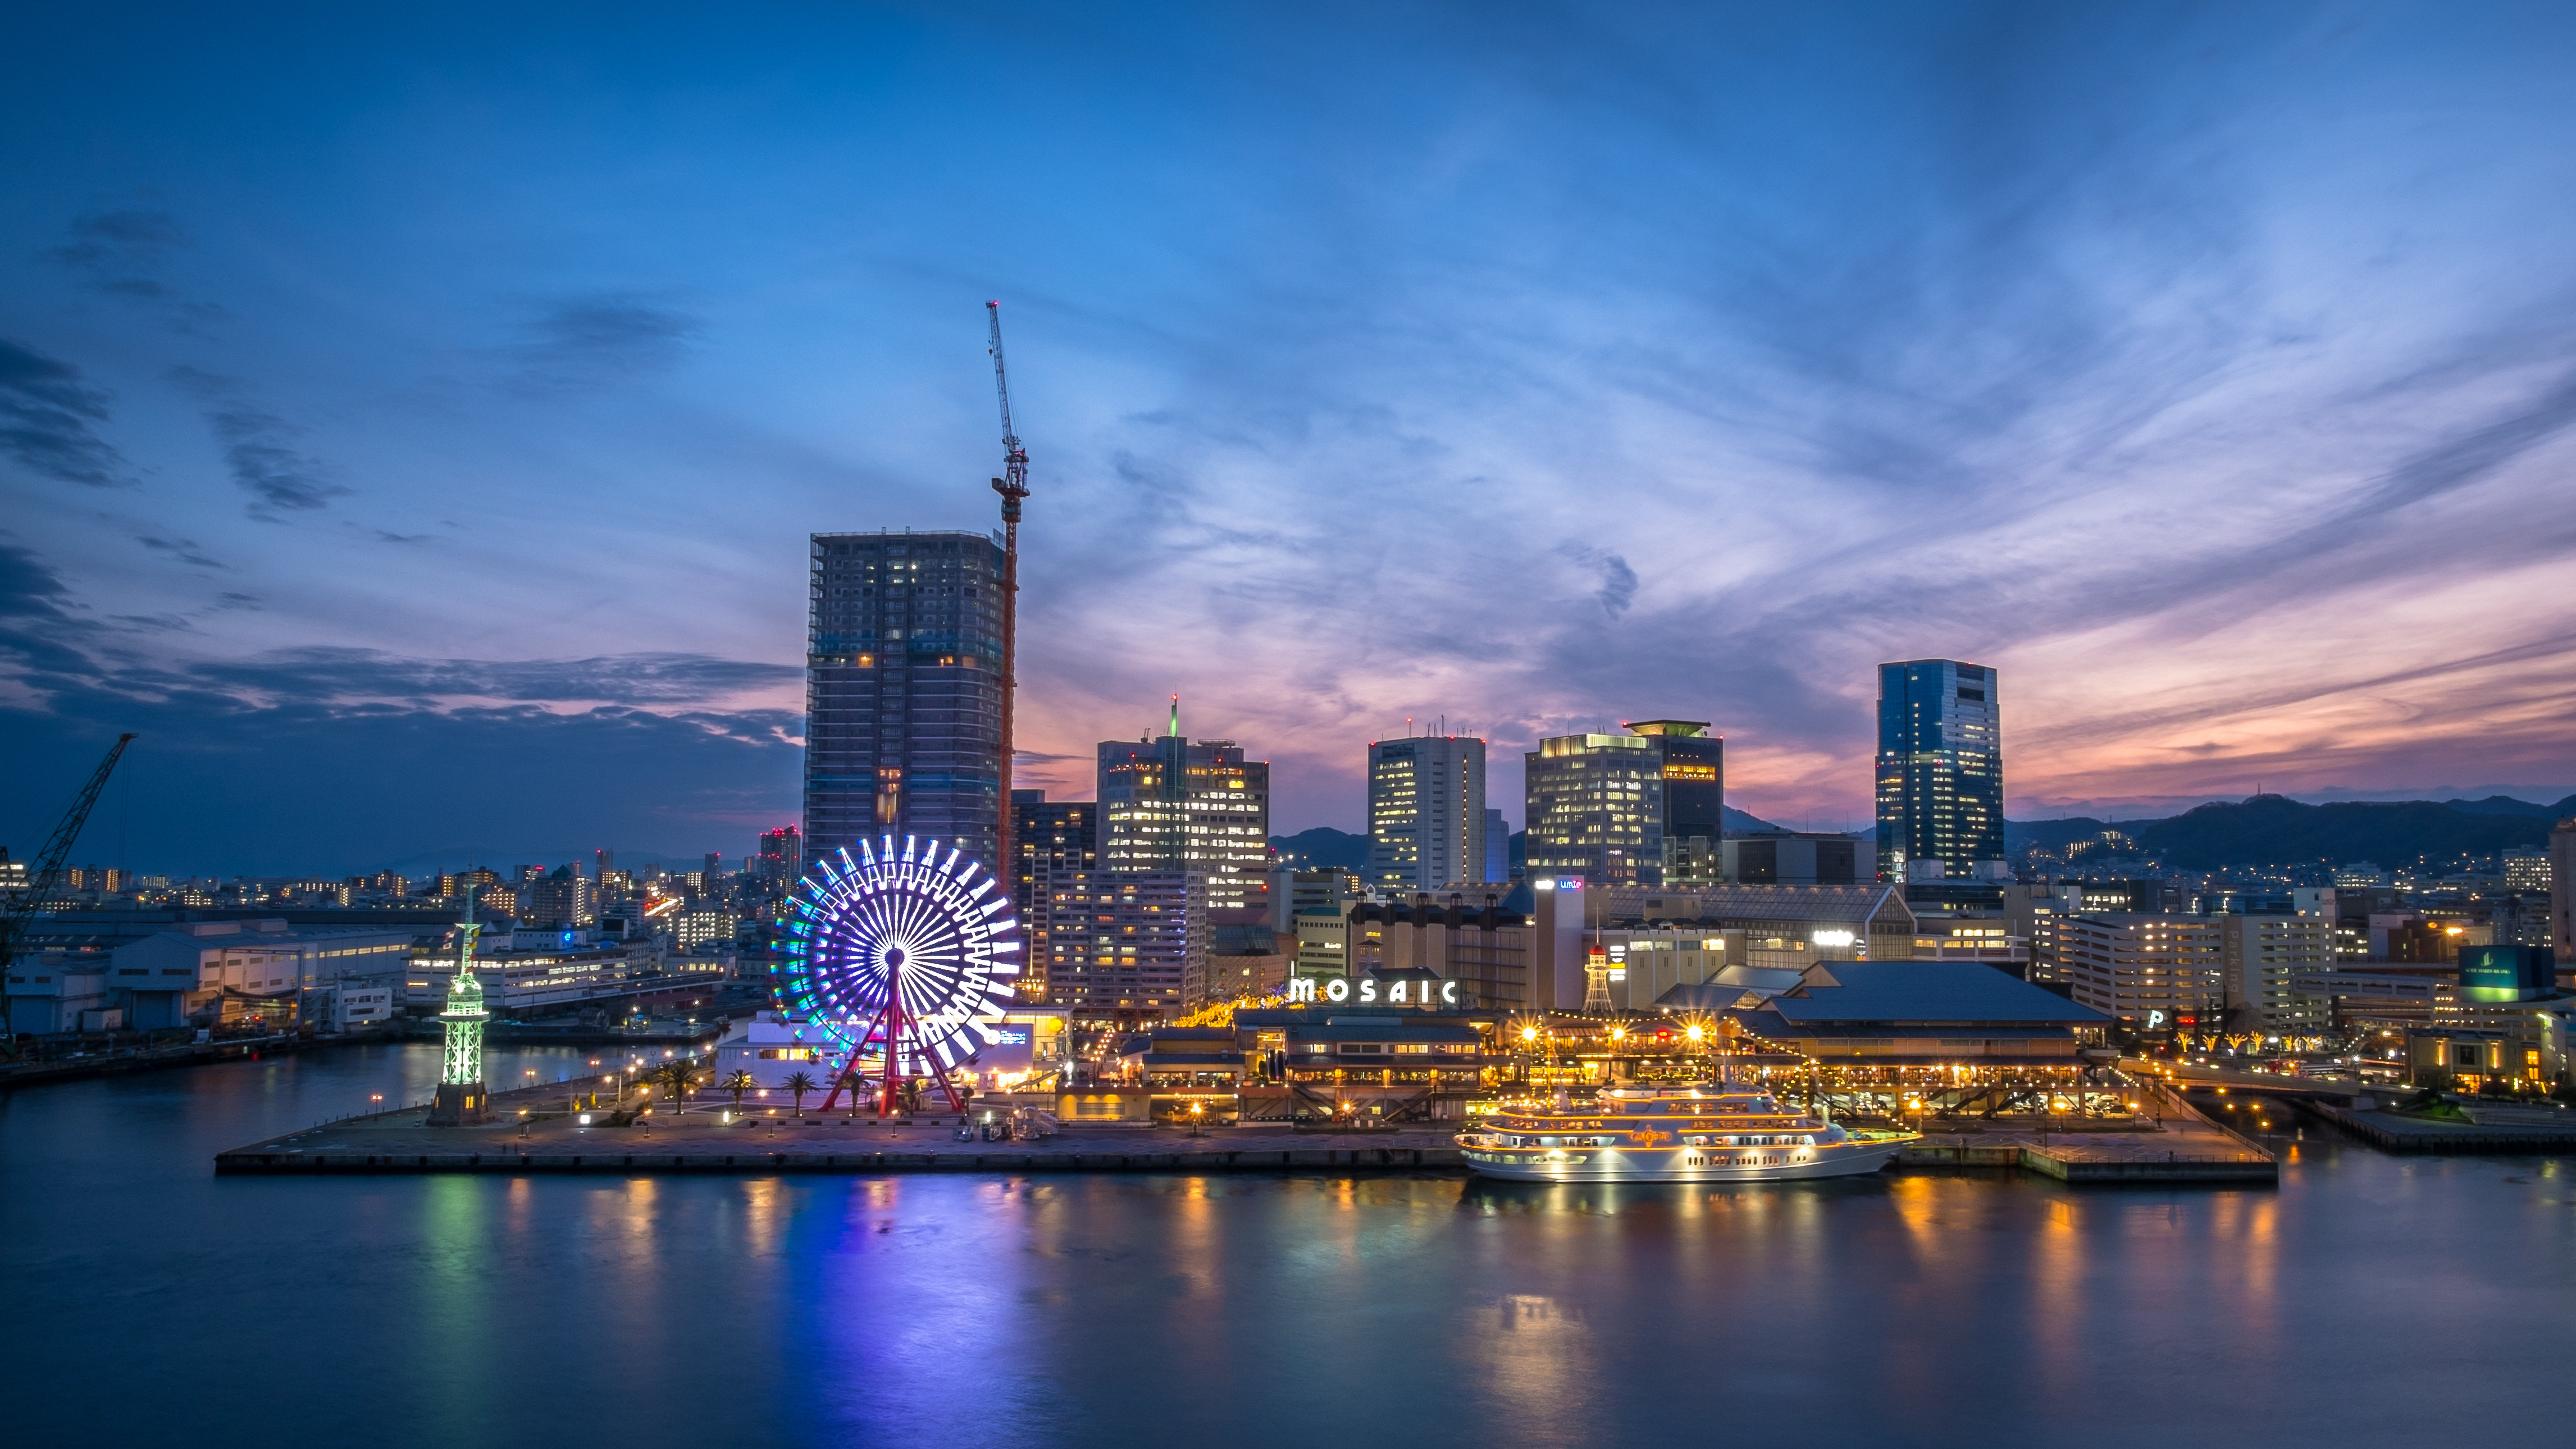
[216,1076,1466,1175]
[215,1073,2281,1181]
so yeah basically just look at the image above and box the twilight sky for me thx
[5,2,2576,876]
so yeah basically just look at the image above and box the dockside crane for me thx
[986,301,1031,881]
[1,733,136,1059]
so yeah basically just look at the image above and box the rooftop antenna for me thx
[987,301,1031,878]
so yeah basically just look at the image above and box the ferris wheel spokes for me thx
[787,833,1016,1117]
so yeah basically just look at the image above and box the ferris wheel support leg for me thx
[819,1000,895,1114]
[931,1060,969,1117]
[881,988,909,1119]
[880,995,897,1118]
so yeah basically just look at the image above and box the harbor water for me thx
[3,1042,2569,1447]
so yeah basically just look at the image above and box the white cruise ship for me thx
[1460,1085,1917,1182]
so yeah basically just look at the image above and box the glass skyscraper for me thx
[1875,658,2003,880]
[802,530,1007,873]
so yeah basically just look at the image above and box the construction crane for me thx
[1,733,136,1059]
[987,300,1031,882]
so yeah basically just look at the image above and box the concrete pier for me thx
[2299,1097,2576,1154]
[215,1076,1466,1175]
[215,1076,2277,1182]
[4,1031,335,1088]
[1894,1083,2278,1183]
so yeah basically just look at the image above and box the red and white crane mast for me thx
[986,302,1030,886]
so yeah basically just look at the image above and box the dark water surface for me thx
[4,1042,2569,1448]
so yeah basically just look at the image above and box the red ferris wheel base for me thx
[817,972,970,1118]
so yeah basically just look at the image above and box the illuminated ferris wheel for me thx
[776,835,1023,1114]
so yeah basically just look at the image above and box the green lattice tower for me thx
[440,959,488,1085]
[429,890,493,1124]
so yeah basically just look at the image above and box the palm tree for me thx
[721,1069,757,1112]
[655,1059,699,1113]
[782,1070,819,1117]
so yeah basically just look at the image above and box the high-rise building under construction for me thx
[802,530,1007,872]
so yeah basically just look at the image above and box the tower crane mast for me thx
[1,732,136,1059]
[987,302,1031,892]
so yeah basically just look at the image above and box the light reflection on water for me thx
[2,1044,2569,1448]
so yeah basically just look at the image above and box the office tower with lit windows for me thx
[1010,790,1098,999]
[1630,720,1724,883]
[1875,659,2003,881]
[1033,868,1205,1026]
[1523,720,1724,888]
[1366,733,1487,894]
[803,530,1007,872]
[1095,701,1271,909]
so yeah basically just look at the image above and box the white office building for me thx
[2058,915,2223,1029]
[2218,912,2336,1036]
[1366,734,1487,896]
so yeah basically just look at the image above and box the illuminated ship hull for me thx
[1458,1087,1918,1183]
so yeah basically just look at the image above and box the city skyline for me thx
[8,5,2576,874]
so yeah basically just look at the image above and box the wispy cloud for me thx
[45,208,186,298]
[1560,546,1638,620]
[508,292,699,390]
[168,366,350,518]
[203,400,348,515]
[43,208,225,327]
[188,648,803,709]
[0,338,131,487]
[0,535,76,623]
[136,535,229,569]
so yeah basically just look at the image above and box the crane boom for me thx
[986,303,1030,905]
[1,732,136,1057]
[988,303,1026,476]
